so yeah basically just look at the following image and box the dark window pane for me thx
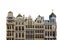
[22,26,24,30]
[15,27,18,31]
[16,33,18,38]
[22,33,24,38]
[19,33,21,37]
[19,27,21,31]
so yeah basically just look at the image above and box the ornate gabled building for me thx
[6,11,57,40]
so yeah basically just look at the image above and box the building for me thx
[6,11,57,40]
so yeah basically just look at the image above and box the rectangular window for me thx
[26,25,28,28]
[45,25,47,29]
[16,22,17,25]
[19,33,21,37]
[26,35,34,38]
[28,25,32,28]
[19,27,21,31]
[7,25,11,29]
[22,26,24,30]
[35,34,43,38]
[35,30,44,33]
[33,25,34,28]
[22,22,24,25]
[45,31,48,36]
[45,38,47,40]
[48,31,49,36]
[7,31,11,36]
[12,38,14,40]
[48,25,49,29]
[15,26,18,31]
[26,30,34,34]
[35,25,39,28]
[7,38,11,40]
[12,31,14,36]
[16,33,18,38]
[22,33,24,38]
[50,25,52,29]
[50,31,52,36]
[53,31,55,37]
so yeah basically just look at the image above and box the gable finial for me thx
[52,9,53,13]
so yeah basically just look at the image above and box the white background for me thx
[0,0,60,40]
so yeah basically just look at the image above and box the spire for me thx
[52,9,53,13]
[17,14,22,17]
[49,10,56,18]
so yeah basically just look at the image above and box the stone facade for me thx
[6,11,57,40]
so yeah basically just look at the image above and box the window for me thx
[48,25,49,29]
[7,31,11,36]
[50,31,52,36]
[37,21,39,23]
[41,25,44,28]
[15,26,18,31]
[19,33,21,37]
[45,38,47,40]
[35,30,44,33]
[22,33,24,38]
[37,20,41,23]
[35,25,43,28]
[7,25,11,29]
[35,34,44,38]
[12,31,14,36]
[32,25,34,28]
[12,38,14,40]
[26,35,34,38]
[48,31,49,36]
[16,22,17,25]
[45,25,47,29]
[22,22,24,25]
[16,33,18,38]
[45,31,48,36]
[53,31,55,37]
[26,25,28,28]
[35,25,39,28]
[19,22,20,25]
[7,38,11,40]
[28,25,32,28]
[45,25,50,29]
[19,26,21,31]
[26,30,34,33]
[22,26,24,30]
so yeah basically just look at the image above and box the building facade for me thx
[6,11,57,40]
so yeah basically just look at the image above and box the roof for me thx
[17,14,22,17]
[49,12,56,18]
[38,15,41,17]
[8,11,13,13]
